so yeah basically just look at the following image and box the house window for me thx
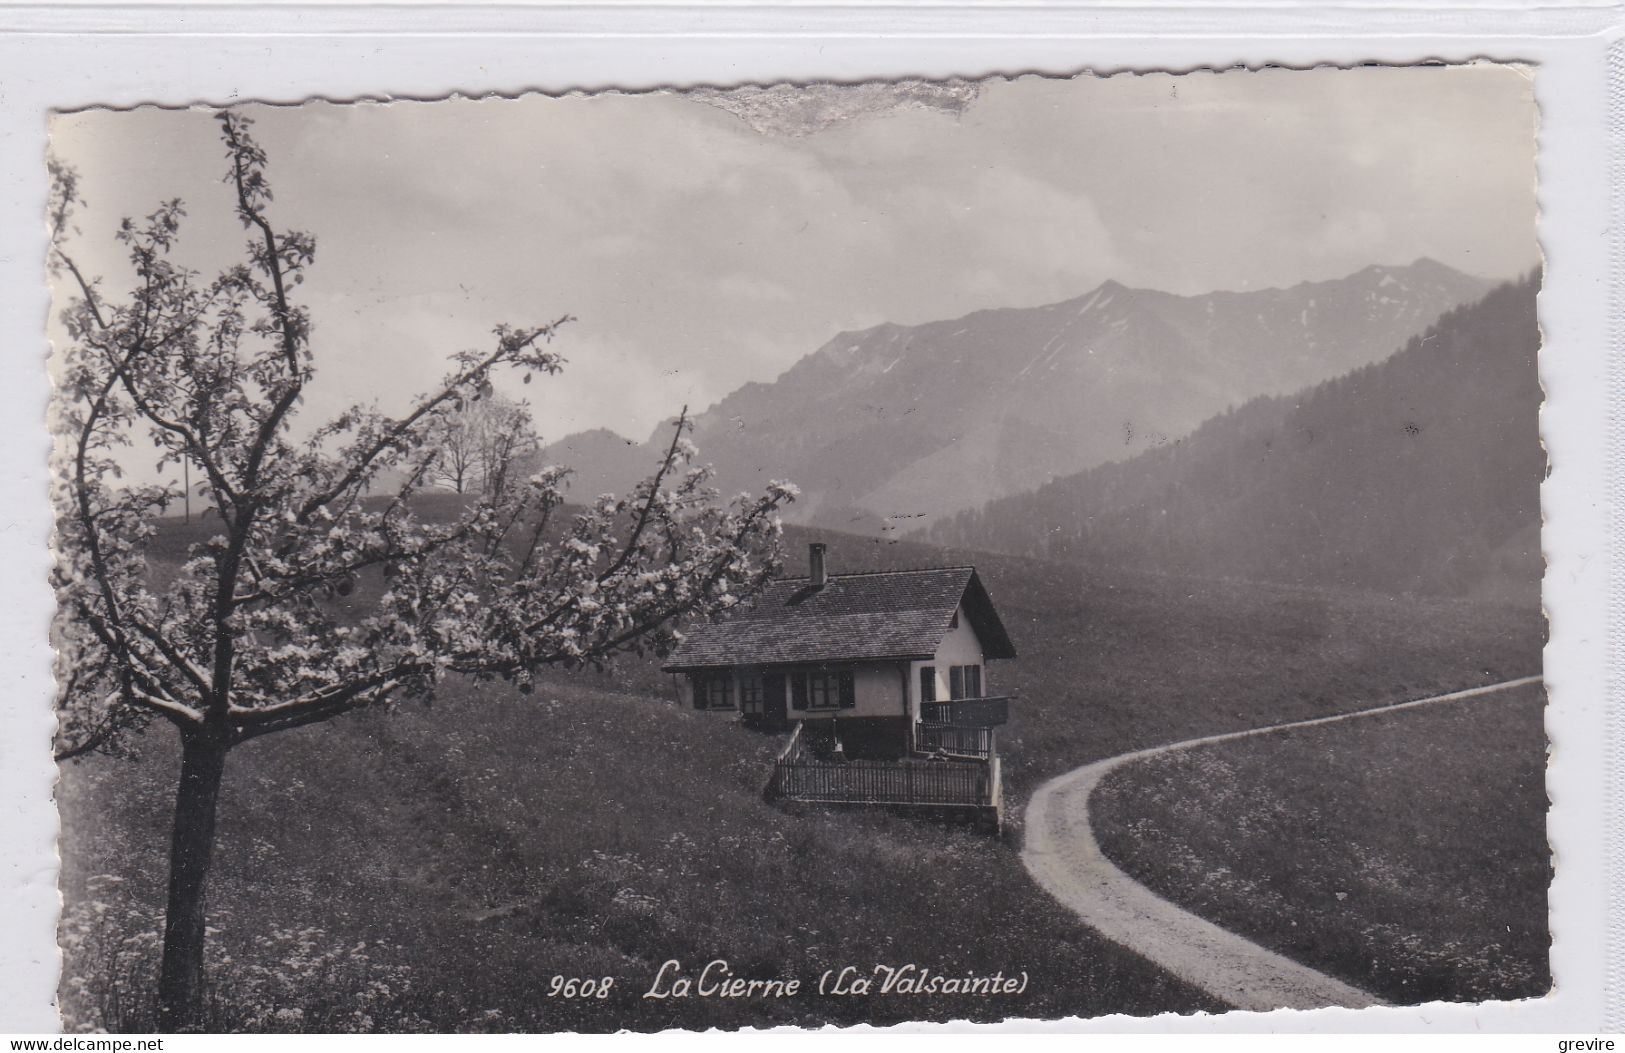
[791,669,855,710]
[807,671,839,709]
[690,672,734,710]
[919,666,937,703]
[948,664,982,700]
[739,673,765,716]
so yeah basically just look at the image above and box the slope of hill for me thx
[922,276,1542,598]
[59,521,1544,1031]
[537,260,1491,527]
[1092,683,1550,1005]
[520,427,663,496]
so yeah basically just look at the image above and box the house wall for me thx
[677,661,909,719]
[908,603,988,718]
[675,667,757,712]
[794,661,908,721]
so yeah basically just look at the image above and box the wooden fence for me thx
[914,722,994,759]
[768,757,993,806]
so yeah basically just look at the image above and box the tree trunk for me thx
[156,733,228,1032]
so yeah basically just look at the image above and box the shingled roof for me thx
[661,565,1017,672]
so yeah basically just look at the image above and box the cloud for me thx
[50,64,1536,480]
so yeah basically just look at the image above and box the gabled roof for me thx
[661,565,1017,672]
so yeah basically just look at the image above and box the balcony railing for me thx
[920,695,1009,728]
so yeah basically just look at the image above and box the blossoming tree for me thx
[49,112,795,1031]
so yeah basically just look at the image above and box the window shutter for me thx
[838,671,856,709]
[790,672,808,710]
[949,666,965,700]
[690,673,707,710]
[919,666,937,703]
[966,665,982,699]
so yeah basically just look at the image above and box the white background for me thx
[0,0,1618,1037]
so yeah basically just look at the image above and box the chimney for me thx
[809,542,828,588]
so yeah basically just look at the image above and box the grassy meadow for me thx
[57,676,1216,1032]
[1090,683,1550,1004]
[56,518,1546,1030]
[755,530,1543,809]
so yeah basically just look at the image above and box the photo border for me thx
[2,1,1618,1034]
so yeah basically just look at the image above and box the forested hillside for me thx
[923,276,1542,598]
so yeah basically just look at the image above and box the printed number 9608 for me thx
[548,976,615,999]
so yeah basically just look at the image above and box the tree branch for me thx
[597,406,688,585]
[229,668,417,741]
[295,325,566,524]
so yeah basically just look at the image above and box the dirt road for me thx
[1020,676,1543,1013]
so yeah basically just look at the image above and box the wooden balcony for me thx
[920,695,1010,728]
[764,724,1002,827]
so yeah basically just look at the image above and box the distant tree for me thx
[48,112,796,1031]
[424,394,539,497]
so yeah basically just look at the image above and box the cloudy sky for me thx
[50,64,1537,450]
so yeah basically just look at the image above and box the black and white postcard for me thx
[43,63,1552,1033]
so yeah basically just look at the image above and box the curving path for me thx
[1020,676,1543,1014]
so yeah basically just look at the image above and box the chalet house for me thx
[661,543,1018,826]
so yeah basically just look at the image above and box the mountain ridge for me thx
[921,274,1543,598]
[535,259,1495,529]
